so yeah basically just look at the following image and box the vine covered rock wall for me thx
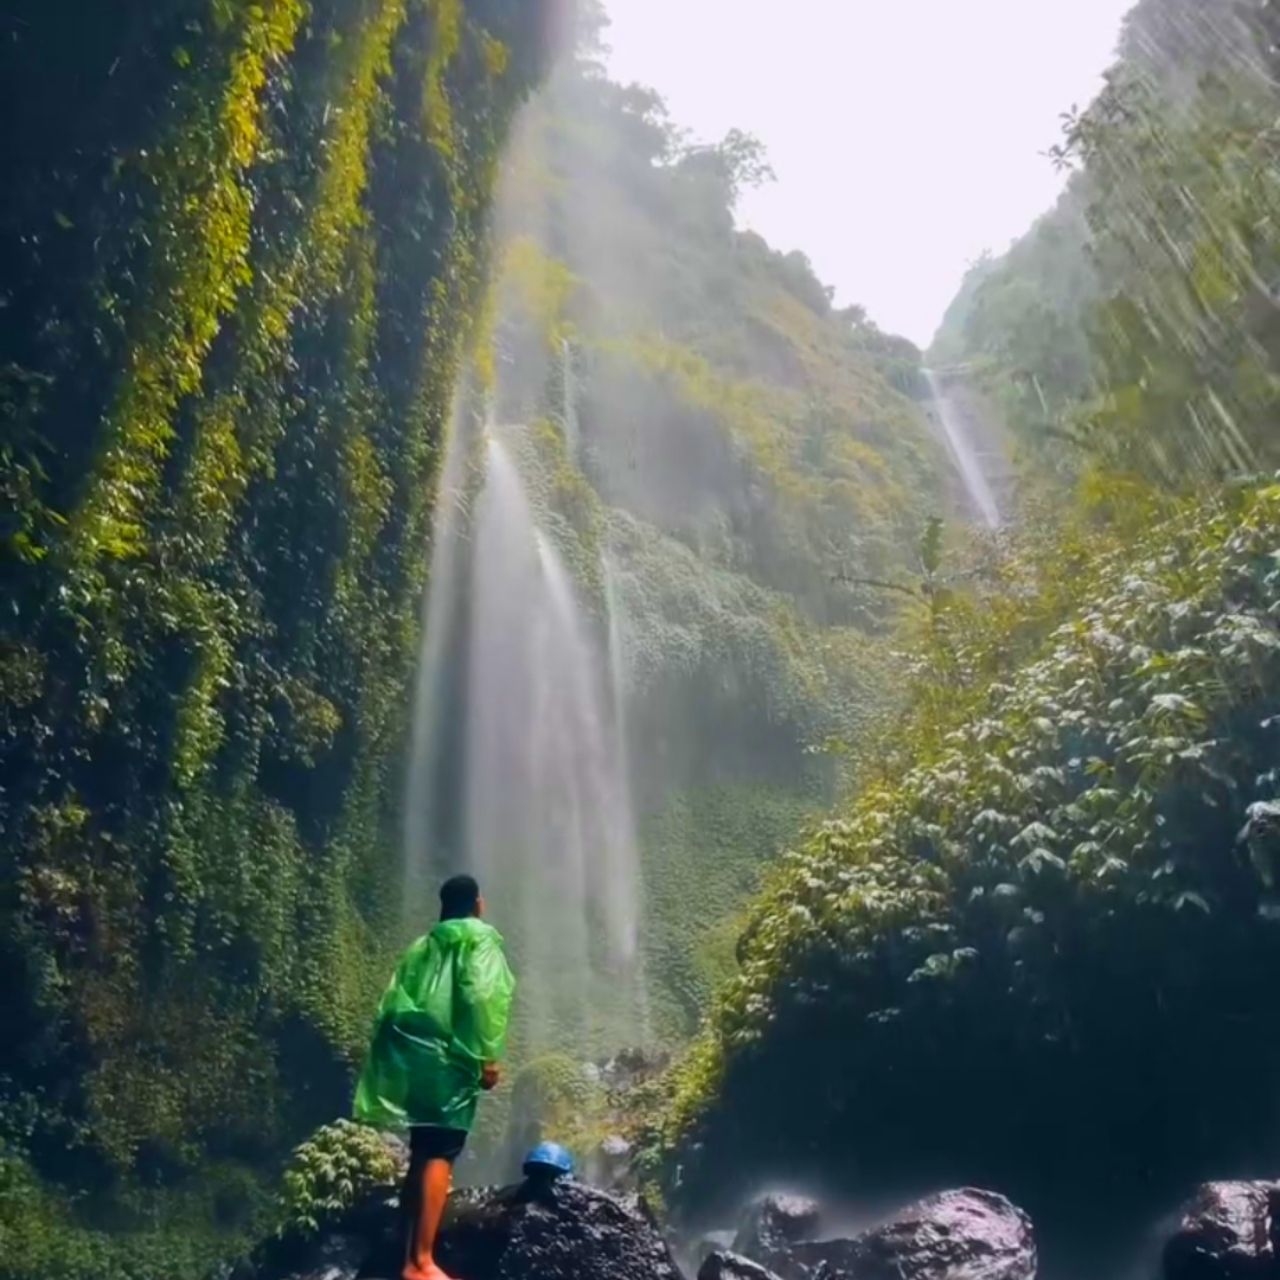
[0,0,553,1245]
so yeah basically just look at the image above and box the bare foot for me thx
[401,1265,454,1280]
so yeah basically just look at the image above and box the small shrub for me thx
[278,1119,404,1238]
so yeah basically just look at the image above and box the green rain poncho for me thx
[354,917,515,1132]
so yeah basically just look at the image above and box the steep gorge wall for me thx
[650,6,1280,1268]
[0,0,553,1211]
[930,0,1280,487]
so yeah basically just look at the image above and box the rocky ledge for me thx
[702,1188,1036,1280]
[236,1177,681,1280]
[236,1173,1280,1280]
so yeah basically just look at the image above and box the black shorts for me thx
[409,1125,468,1163]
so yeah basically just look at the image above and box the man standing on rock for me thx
[355,874,516,1280]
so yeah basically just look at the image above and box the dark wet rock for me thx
[732,1193,823,1266]
[238,1231,368,1280]
[434,1179,682,1280]
[699,1249,786,1280]
[692,1230,737,1266]
[230,1192,398,1280]
[1163,1182,1280,1279]
[780,1189,1035,1280]
[236,1177,681,1280]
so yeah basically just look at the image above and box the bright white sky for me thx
[603,0,1134,346]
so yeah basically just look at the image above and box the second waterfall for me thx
[404,414,645,1060]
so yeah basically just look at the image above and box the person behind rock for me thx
[355,874,516,1280]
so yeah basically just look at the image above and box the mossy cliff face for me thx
[0,0,553,1216]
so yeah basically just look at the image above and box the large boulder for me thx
[238,1179,680,1280]
[1163,1182,1280,1279]
[691,1230,737,1266]
[432,1179,683,1280]
[699,1250,786,1280]
[731,1193,823,1268]
[754,1189,1036,1280]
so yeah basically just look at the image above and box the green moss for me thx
[68,0,308,571]
[423,0,464,159]
[0,1150,271,1280]
[639,784,820,1038]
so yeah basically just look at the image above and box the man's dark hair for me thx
[439,873,481,921]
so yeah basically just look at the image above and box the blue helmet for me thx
[522,1141,575,1179]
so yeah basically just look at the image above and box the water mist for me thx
[404,412,645,1058]
[924,368,1002,529]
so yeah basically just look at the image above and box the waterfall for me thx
[402,402,472,916]
[562,337,580,461]
[601,546,651,1042]
[404,423,643,1055]
[924,368,1002,529]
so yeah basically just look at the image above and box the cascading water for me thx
[404,417,644,1056]
[600,545,650,1042]
[924,368,1002,529]
[402,400,472,919]
[561,337,580,461]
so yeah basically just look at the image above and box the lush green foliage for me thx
[0,1151,269,1280]
[662,479,1280,1230]
[638,785,820,1038]
[277,1120,402,1238]
[0,0,550,1271]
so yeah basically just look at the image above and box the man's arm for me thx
[454,934,516,1073]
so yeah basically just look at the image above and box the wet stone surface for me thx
[698,1250,786,1280]
[1163,1182,1280,1280]
[730,1193,823,1271]
[239,1179,682,1280]
[729,1187,1036,1280]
